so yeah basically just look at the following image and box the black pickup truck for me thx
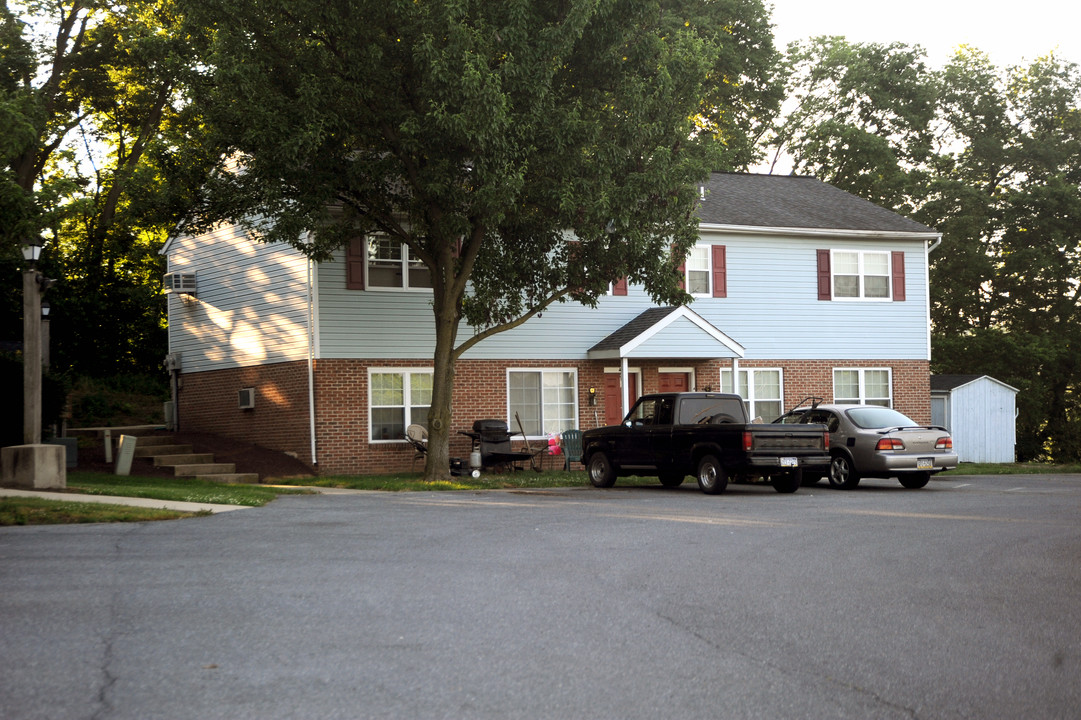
[581,392,831,494]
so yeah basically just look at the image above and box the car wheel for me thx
[772,469,801,494]
[658,471,684,487]
[696,454,728,495]
[828,454,860,489]
[899,472,931,489]
[587,452,617,488]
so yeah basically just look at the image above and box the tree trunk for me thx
[423,264,462,482]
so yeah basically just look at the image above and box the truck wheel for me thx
[658,471,684,487]
[828,454,860,489]
[898,472,931,489]
[696,455,728,495]
[772,469,801,494]
[587,452,617,488]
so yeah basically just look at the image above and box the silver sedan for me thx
[775,403,958,489]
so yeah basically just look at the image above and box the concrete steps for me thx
[125,435,262,484]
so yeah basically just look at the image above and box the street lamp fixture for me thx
[21,240,42,265]
[41,300,50,318]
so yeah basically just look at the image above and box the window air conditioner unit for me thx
[163,272,197,295]
[238,388,255,410]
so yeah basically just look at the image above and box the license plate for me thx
[917,458,933,470]
[780,457,798,467]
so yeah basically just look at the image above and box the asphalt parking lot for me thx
[2,473,1080,719]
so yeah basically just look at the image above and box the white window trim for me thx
[833,367,893,406]
[366,235,432,293]
[685,244,713,298]
[506,367,579,439]
[721,367,784,421]
[831,249,891,302]
[368,368,434,443]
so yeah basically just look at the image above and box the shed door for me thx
[931,396,948,430]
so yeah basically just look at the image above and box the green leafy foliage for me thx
[773,39,1081,461]
[184,0,781,479]
[1,0,215,377]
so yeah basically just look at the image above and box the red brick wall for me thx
[177,360,313,463]
[732,358,931,424]
[179,356,931,475]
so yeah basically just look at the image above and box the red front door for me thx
[658,372,690,393]
[604,373,639,426]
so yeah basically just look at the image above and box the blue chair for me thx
[560,429,584,470]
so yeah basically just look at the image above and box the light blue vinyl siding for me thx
[314,232,931,362]
[165,226,310,372]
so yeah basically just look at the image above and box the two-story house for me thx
[161,172,940,474]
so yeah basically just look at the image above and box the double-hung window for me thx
[834,368,892,406]
[682,244,727,298]
[508,369,577,437]
[370,369,433,441]
[721,368,783,422]
[367,235,432,290]
[830,250,890,300]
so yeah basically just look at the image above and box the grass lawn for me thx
[0,496,207,525]
[947,462,1081,475]
[5,462,1078,527]
[66,472,314,506]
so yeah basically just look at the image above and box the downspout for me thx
[925,233,942,366]
[306,248,318,466]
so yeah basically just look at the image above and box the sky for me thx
[767,0,1081,68]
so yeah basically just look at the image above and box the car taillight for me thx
[876,438,905,451]
[823,431,830,449]
[936,437,953,450]
[743,431,752,452]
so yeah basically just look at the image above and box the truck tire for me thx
[898,472,931,489]
[658,471,684,487]
[828,454,860,489]
[772,469,801,494]
[587,452,617,488]
[696,454,728,495]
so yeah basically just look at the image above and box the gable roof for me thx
[931,374,1019,393]
[697,173,937,236]
[588,306,745,360]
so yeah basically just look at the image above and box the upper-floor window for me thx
[834,368,892,406]
[345,235,431,291]
[681,244,727,298]
[818,249,905,301]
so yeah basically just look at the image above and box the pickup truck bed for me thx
[581,392,830,494]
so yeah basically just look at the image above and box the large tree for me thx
[772,38,1081,462]
[1,0,212,375]
[183,0,781,479]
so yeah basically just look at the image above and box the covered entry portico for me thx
[588,306,746,422]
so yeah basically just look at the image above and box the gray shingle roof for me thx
[697,173,936,235]
[588,307,679,353]
[930,374,987,392]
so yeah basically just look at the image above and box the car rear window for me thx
[846,407,918,429]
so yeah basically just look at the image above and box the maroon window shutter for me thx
[891,251,906,301]
[817,249,831,300]
[612,277,628,296]
[712,245,727,298]
[346,237,366,290]
[677,263,686,290]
